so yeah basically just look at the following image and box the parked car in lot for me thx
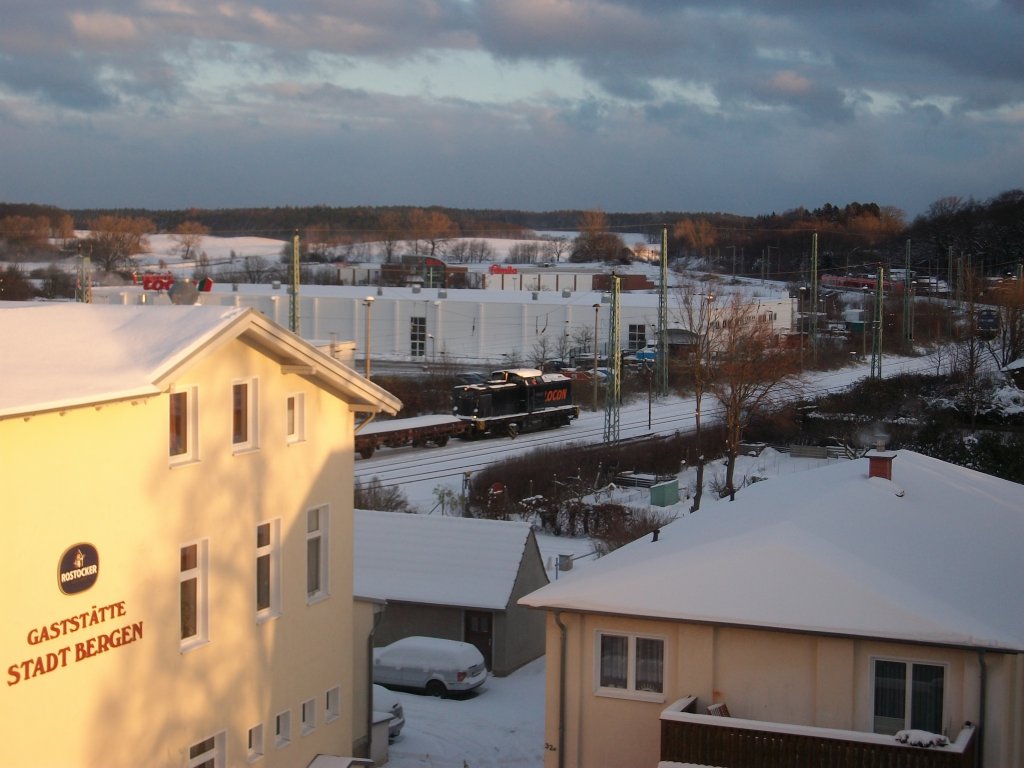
[372,684,405,740]
[373,636,488,698]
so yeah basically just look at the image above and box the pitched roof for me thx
[354,510,541,610]
[0,302,401,417]
[520,451,1024,652]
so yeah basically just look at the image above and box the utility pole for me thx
[902,239,913,345]
[289,230,301,334]
[592,303,600,412]
[603,275,621,444]
[656,225,669,396]
[810,233,819,364]
[871,265,884,379]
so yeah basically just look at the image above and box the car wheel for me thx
[426,680,448,698]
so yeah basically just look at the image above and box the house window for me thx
[256,520,281,621]
[232,379,258,450]
[301,698,316,735]
[325,686,341,722]
[596,632,664,698]
[286,393,305,444]
[627,324,647,351]
[170,387,198,462]
[274,710,291,749]
[873,659,945,735]
[180,540,209,650]
[247,724,264,762]
[411,316,426,357]
[306,506,329,602]
[187,732,224,768]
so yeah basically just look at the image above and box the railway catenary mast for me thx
[656,225,669,396]
[604,274,621,443]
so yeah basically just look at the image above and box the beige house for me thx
[0,303,400,768]
[520,449,1024,768]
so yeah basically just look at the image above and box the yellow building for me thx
[0,303,400,768]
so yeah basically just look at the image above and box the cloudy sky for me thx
[1,0,1022,219]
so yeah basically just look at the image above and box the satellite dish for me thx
[169,280,199,305]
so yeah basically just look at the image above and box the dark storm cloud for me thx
[1,0,1022,215]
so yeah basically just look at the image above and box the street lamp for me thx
[427,333,436,364]
[363,296,374,377]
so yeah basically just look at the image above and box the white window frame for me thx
[274,710,291,749]
[285,392,306,445]
[306,505,330,603]
[325,686,341,723]
[169,386,199,465]
[187,731,225,768]
[232,378,259,452]
[627,323,647,351]
[594,631,665,702]
[301,698,317,736]
[180,539,209,652]
[871,656,947,735]
[246,724,264,763]
[255,519,282,622]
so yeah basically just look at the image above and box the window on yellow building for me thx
[286,393,305,444]
[180,540,208,650]
[187,732,223,767]
[275,710,291,749]
[233,378,258,451]
[170,386,198,463]
[306,506,329,602]
[256,520,281,621]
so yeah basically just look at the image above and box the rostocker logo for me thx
[58,544,99,595]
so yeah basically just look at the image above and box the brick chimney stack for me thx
[866,436,896,480]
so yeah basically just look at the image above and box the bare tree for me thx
[572,209,626,263]
[673,217,717,261]
[377,210,404,263]
[544,236,571,263]
[0,215,52,259]
[987,276,1024,368]
[672,287,720,512]
[171,220,209,261]
[85,215,154,272]
[707,295,802,500]
[508,242,541,264]
[408,208,458,258]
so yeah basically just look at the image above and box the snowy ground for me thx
[385,656,547,768]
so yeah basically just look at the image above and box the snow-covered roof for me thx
[355,510,541,610]
[521,451,1024,652]
[0,302,400,417]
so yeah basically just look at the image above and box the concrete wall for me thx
[2,333,360,767]
[94,284,793,371]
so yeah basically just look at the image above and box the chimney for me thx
[866,435,896,480]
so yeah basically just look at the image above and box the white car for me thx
[373,636,488,698]
[372,684,405,740]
